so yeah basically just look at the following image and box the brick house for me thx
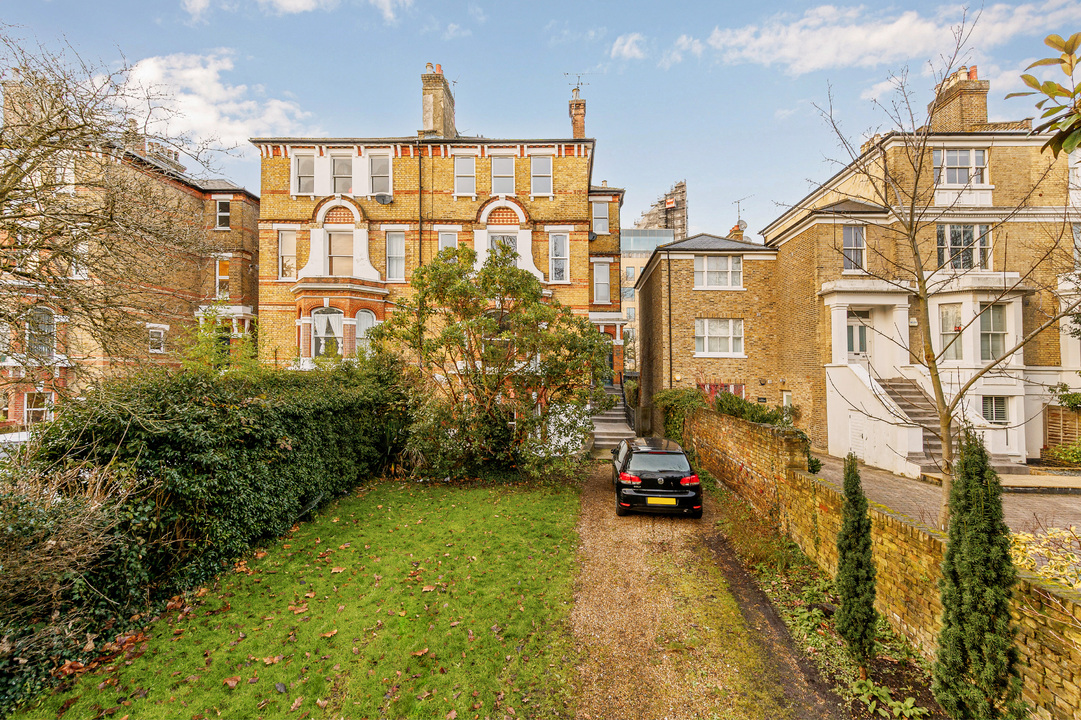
[0,80,259,430]
[636,229,778,433]
[757,66,1080,476]
[251,65,625,372]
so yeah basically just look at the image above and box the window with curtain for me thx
[940,303,963,360]
[356,310,377,351]
[279,230,297,279]
[386,231,405,280]
[312,308,344,358]
[328,232,352,277]
[27,307,55,359]
[549,233,568,281]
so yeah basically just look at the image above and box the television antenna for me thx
[733,194,754,222]
[564,72,596,93]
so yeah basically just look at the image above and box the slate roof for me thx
[657,233,775,252]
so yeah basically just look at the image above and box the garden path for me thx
[570,465,847,720]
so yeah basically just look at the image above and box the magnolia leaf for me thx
[1027,57,1066,69]
[331,567,345,574]
[412,647,429,657]
[1063,130,1081,155]
[422,585,436,592]
[222,676,241,689]
[304,591,316,598]
[1065,31,1081,55]
[1046,34,1067,52]
[316,699,328,709]
[320,629,338,638]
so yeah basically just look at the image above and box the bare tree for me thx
[0,31,223,402]
[805,25,1079,527]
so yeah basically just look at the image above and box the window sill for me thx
[693,286,745,291]
[453,194,477,201]
[935,183,994,190]
[546,280,572,285]
[529,194,554,201]
[278,276,298,282]
[384,279,408,284]
[694,353,747,359]
[841,269,868,275]
[213,227,231,232]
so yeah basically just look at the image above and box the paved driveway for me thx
[815,455,1081,533]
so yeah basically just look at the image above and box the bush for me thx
[0,357,408,715]
[712,392,820,473]
[652,388,708,442]
[835,453,877,673]
[623,379,639,408]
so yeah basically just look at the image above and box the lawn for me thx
[16,479,581,720]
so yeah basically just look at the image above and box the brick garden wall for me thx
[686,408,1081,720]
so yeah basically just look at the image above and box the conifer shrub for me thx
[835,453,877,673]
[931,430,1027,719]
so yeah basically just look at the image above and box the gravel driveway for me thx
[569,464,847,720]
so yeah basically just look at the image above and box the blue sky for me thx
[5,0,1080,238]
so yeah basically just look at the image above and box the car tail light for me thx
[619,472,641,485]
[680,474,700,486]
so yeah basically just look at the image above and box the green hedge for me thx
[1,357,407,714]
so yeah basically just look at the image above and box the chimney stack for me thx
[421,62,457,138]
[928,64,989,132]
[569,87,586,139]
[729,223,744,241]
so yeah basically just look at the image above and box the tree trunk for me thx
[938,414,954,530]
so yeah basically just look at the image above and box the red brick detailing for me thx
[488,208,519,225]
[324,207,353,224]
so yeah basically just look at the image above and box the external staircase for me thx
[590,386,636,456]
[877,377,1028,475]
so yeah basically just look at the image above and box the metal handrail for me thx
[620,380,635,431]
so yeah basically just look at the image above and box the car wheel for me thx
[615,490,630,516]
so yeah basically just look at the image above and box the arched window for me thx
[26,307,55,359]
[312,308,344,358]
[356,310,377,351]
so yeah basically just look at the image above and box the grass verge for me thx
[705,474,947,720]
[14,479,581,720]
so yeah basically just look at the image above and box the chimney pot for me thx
[435,64,442,75]
[968,65,978,80]
[602,180,607,187]
[425,62,433,73]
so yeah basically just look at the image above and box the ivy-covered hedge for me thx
[1,357,407,713]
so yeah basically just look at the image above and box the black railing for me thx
[620,379,635,431]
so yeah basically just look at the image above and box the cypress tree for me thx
[932,430,1027,719]
[835,452,878,675]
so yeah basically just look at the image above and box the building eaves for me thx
[657,233,776,253]
[249,136,596,145]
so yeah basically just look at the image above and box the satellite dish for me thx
[374,193,394,205]
[738,219,748,231]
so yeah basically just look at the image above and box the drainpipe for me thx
[415,138,425,365]
[667,250,673,389]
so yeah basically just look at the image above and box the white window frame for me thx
[937,224,991,270]
[982,396,1008,425]
[356,309,378,352]
[592,262,610,304]
[980,303,1007,362]
[327,232,353,278]
[549,233,569,283]
[694,318,744,357]
[312,307,344,358]
[215,200,230,230]
[438,231,458,253]
[369,154,392,196]
[278,230,297,279]
[530,155,553,198]
[331,155,353,195]
[782,390,793,407]
[939,303,963,361]
[626,266,635,281]
[295,154,315,195]
[23,391,52,424]
[842,225,864,270]
[626,307,635,321]
[386,231,406,281]
[454,156,476,198]
[693,255,743,289]
[491,155,515,195]
[592,202,609,234]
[26,307,55,359]
[215,257,230,299]
[148,325,167,354]
[933,148,987,186]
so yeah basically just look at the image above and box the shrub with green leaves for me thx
[835,453,877,673]
[652,388,708,442]
[932,430,1027,719]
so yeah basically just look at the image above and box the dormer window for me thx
[933,149,986,185]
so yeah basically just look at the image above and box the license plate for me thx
[646,497,677,506]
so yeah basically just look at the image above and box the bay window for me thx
[328,233,352,277]
[979,303,1006,361]
[939,303,962,361]
[27,307,55,359]
[312,308,344,358]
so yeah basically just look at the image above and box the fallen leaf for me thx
[263,655,282,665]
[254,551,268,559]
[275,682,287,693]
[304,591,316,599]
[320,630,338,638]
[411,647,429,657]
[290,696,303,711]
[222,676,241,689]
[337,604,344,613]
[446,711,457,719]
[316,699,328,709]
[449,621,460,627]
[331,567,345,574]
[422,585,436,592]
[249,676,259,684]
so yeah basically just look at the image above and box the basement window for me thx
[982,396,1008,425]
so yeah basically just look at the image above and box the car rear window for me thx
[626,452,691,473]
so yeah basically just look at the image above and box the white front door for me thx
[847,310,870,367]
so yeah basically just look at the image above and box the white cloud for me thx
[127,50,316,155]
[181,0,211,20]
[468,3,486,24]
[610,33,647,60]
[546,21,606,46]
[659,33,704,69]
[706,1,1081,76]
[861,77,900,101]
[444,23,471,40]
[366,0,412,22]
[255,0,338,13]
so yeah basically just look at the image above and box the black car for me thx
[610,437,702,518]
